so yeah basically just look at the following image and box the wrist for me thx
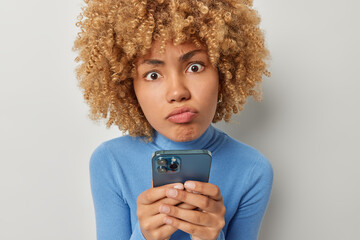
[190,230,224,240]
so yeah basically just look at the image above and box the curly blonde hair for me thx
[73,0,270,139]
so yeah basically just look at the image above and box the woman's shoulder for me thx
[89,134,148,165]
[211,128,273,195]
[214,127,272,170]
[95,134,146,151]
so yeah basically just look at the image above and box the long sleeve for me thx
[89,143,146,240]
[88,126,273,239]
[225,155,273,240]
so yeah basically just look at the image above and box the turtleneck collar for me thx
[150,124,219,151]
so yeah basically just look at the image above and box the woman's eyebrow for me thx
[179,49,204,62]
[141,49,205,66]
[141,59,164,66]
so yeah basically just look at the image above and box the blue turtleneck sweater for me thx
[89,125,273,239]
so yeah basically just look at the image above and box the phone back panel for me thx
[152,150,212,187]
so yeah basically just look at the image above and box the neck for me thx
[151,124,216,150]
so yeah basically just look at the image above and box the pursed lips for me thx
[166,106,198,123]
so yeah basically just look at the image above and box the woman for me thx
[73,0,273,239]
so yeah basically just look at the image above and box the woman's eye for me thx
[144,72,161,81]
[187,63,204,73]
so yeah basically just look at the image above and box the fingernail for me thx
[164,217,172,225]
[167,188,177,197]
[185,181,195,190]
[159,205,170,213]
[173,184,184,190]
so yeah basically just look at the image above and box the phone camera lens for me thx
[157,166,167,173]
[157,159,167,166]
[169,163,178,171]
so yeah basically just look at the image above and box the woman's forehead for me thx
[138,40,207,61]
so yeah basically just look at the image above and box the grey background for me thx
[0,0,359,239]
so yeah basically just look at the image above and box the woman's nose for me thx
[166,74,191,103]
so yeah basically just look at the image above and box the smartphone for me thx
[152,149,212,187]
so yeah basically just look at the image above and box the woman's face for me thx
[134,40,219,142]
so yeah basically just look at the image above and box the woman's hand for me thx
[158,181,226,240]
[137,183,197,240]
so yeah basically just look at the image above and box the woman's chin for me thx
[168,125,200,142]
[154,122,209,142]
